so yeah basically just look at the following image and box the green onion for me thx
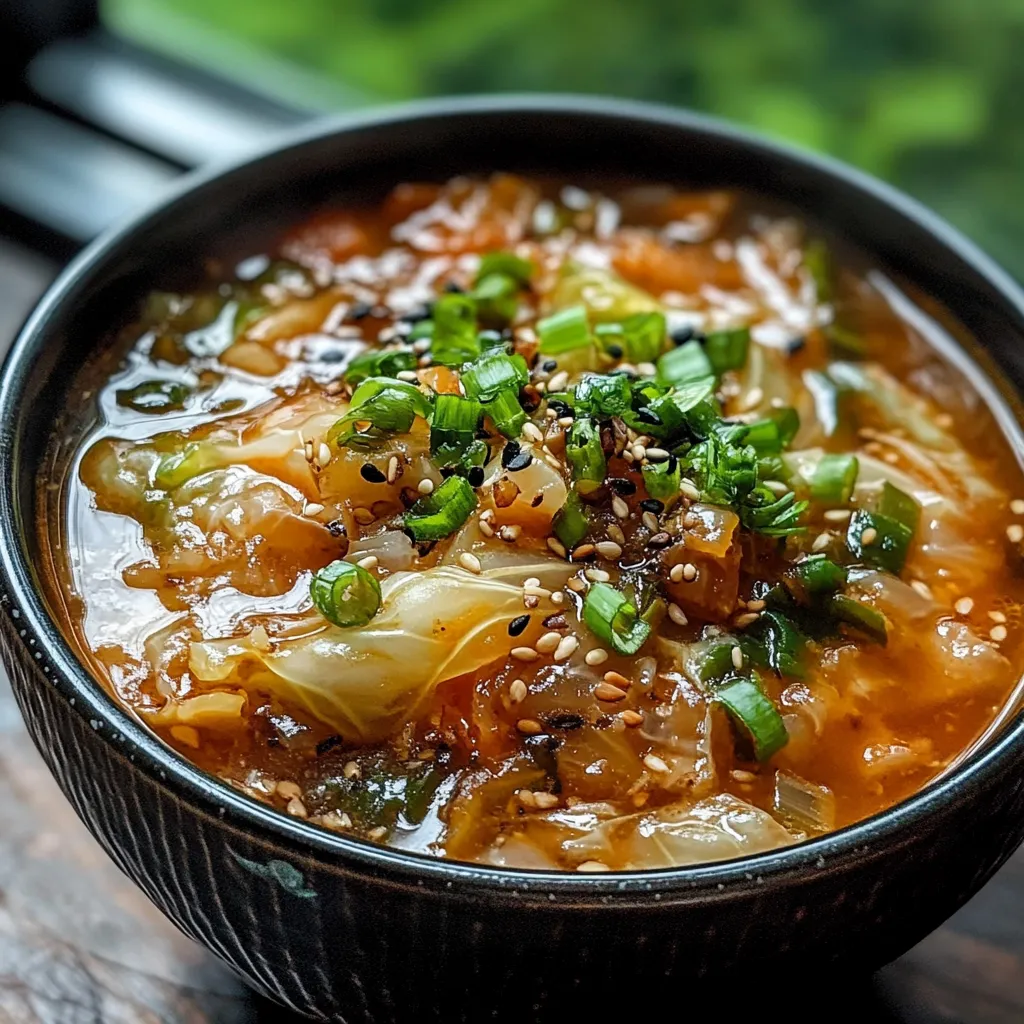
[553,488,590,549]
[430,394,483,466]
[430,294,480,366]
[715,677,789,762]
[740,489,808,537]
[830,593,888,645]
[789,556,847,596]
[403,475,478,541]
[656,340,713,387]
[810,453,859,504]
[692,641,740,685]
[573,373,633,416]
[116,379,192,414]
[310,559,382,628]
[329,377,432,444]
[344,347,417,385]
[879,482,920,533]
[471,273,519,324]
[484,388,527,439]
[769,406,800,448]
[643,376,717,438]
[703,326,750,375]
[565,418,606,496]
[537,305,592,355]
[804,239,832,304]
[757,610,808,680]
[846,509,913,574]
[461,352,529,402]
[740,418,785,456]
[642,457,681,501]
[477,251,534,287]
[583,582,652,656]
[803,369,842,436]
[596,312,666,364]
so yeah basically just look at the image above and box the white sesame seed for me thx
[356,555,379,570]
[668,603,688,626]
[509,679,528,704]
[637,361,657,377]
[511,646,539,662]
[551,591,565,605]
[642,511,660,532]
[498,524,522,542]
[396,369,420,382]
[1011,499,1024,516]
[594,682,628,701]
[731,646,744,670]
[620,709,644,727]
[572,543,596,560]
[823,509,852,522]
[304,440,314,462]
[910,580,933,600]
[585,648,609,666]
[522,422,543,443]
[342,761,361,780]
[548,370,569,391]
[516,718,543,734]
[386,455,400,484]
[1008,524,1024,544]
[621,450,635,464]
[517,789,536,809]
[669,563,685,583]
[763,479,789,496]
[679,479,701,501]
[286,797,308,818]
[645,447,670,463]
[611,495,630,519]
[303,502,325,517]
[480,508,495,522]
[417,478,435,495]
[812,531,831,552]
[524,577,541,588]
[991,625,1008,642]
[479,519,495,537]
[318,442,332,467]
[631,444,647,461]
[585,568,611,583]
[955,596,974,616]
[276,780,302,800]
[682,563,697,581]
[596,541,623,560]
[533,792,560,810]
[547,536,568,558]
[577,860,611,873]
[643,753,670,773]
[860,527,878,546]
[353,507,376,525]
[554,635,579,661]
[459,552,482,574]
[989,610,1007,624]
[536,631,562,654]
[741,386,764,411]
[606,523,625,545]
[733,612,761,629]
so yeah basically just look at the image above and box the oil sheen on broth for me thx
[46,176,1024,872]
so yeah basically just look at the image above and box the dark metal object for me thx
[2,97,1024,1022]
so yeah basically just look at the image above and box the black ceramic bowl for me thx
[3,96,1024,1022]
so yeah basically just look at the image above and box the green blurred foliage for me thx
[109,0,1024,275]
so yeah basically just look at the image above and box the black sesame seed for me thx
[546,399,572,417]
[320,348,346,363]
[505,449,533,473]
[444,281,465,294]
[667,455,678,473]
[544,712,585,731]
[326,519,346,538]
[440,466,456,479]
[785,335,807,354]
[348,301,372,321]
[468,466,485,487]
[670,325,696,346]
[360,463,387,483]
[542,359,558,372]
[501,439,522,468]
[609,367,637,379]
[316,735,343,756]
[640,498,665,514]
[607,343,624,359]
[608,477,637,495]
[636,407,662,426]
[508,614,530,637]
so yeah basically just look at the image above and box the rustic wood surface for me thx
[1,238,1022,1023]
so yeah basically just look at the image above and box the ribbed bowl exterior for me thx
[4,98,1024,1023]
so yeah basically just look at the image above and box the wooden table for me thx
[1,239,1022,1023]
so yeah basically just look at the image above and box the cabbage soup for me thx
[45,175,1024,871]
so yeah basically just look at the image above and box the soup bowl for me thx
[2,96,1024,1022]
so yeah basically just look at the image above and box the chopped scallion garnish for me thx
[811,453,859,505]
[310,559,382,628]
[461,351,529,402]
[553,488,590,549]
[430,394,484,468]
[476,251,534,287]
[583,582,652,656]
[830,593,888,645]
[485,388,527,439]
[537,305,592,355]
[846,508,913,574]
[642,457,681,502]
[573,373,633,416]
[430,294,481,366]
[703,326,750,375]
[344,347,417,385]
[329,377,433,445]
[715,676,789,762]
[656,340,713,387]
[565,418,607,496]
[403,475,478,541]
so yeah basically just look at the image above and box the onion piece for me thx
[773,770,835,834]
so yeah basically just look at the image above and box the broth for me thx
[44,175,1024,871]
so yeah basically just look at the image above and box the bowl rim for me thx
[4,92,1024,895]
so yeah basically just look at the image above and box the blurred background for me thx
[103,0,1024,276]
